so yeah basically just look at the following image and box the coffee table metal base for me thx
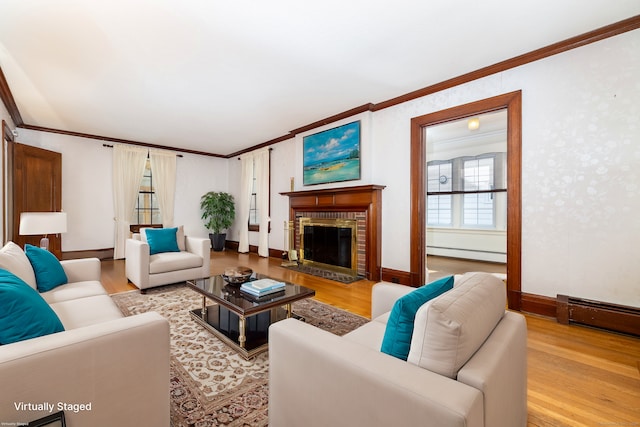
[190,304,288,360]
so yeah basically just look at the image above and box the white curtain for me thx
[238,152,254,253]
[254,148,270,257]
[113,144,148,259]
[149,149,177,227]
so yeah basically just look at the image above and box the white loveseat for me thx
[125,228,210,292]
[0,242,170,427]
[269,272,527,427]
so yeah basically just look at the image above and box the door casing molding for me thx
[410,91,522,310]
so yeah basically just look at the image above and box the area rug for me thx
[283,264,363,284]
[111,285,369,426]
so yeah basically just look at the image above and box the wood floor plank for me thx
[101,250,640,426]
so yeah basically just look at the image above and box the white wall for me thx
[12,129,228,251]
[174,152,229,239]
[372,30,640,305]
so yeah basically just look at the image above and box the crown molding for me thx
[17,124,226,158]
[0,67,23,127]
[373,14,640,111]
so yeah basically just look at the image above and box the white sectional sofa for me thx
[0,242,170,427]
[269,272,528,427]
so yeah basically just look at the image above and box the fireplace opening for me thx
[299,218,358,276]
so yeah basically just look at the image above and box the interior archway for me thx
[410,91,522,310]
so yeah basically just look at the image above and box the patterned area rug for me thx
[111,285,368,426]
[283,264,363,284]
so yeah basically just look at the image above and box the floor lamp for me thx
[19,212,68,251]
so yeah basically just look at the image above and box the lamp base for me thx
[40,236,50,251]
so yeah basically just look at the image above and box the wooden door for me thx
[9,143,63,258]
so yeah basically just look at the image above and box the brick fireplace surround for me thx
[281,185,385,281]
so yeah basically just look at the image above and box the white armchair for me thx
[269,273,528,427]
[125,228,210,292]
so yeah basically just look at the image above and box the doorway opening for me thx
[410,91,522,310]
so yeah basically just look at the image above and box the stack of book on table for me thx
[240,278,286,298]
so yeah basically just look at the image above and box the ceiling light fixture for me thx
[467,117,480,130]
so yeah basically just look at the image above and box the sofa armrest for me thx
[185,236,211,274]
[125,238,150,288]
[371,281,415,318]
[60,257,101,283]
[269,318,483,427]
[0,312,170,427]
[457,311,528,427]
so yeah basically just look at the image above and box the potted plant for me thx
[200,191,235,251]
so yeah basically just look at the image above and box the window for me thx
[427,153,505,229]
[462,157,495,226]
[249,162,259,227]
[427,161,453,226]
[247,150,271,232]
[132,159,162,226]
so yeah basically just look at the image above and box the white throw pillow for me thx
[0,241,37,289]
[407,272,506,379]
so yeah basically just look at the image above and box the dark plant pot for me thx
[210,233,227,251]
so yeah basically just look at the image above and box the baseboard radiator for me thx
[557,295,640,337]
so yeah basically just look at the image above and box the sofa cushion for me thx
[25,244,68,292]
[380,276,454,360]
[407,272,506,379]
[0,241,37,289]
[49,295,124,329]
[145,227,181,255]
[0,269,65,344]
[149,251,203,274]
[343,313,388,351]
[40,280,108,304]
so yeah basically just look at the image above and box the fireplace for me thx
[299,218,358,276]
[281,185,385,281]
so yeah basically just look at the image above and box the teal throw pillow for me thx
[25,244,68,293]
[145,227,180,255]
[0,269,65,345]
[380,275,454,361]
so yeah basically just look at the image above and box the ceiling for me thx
[1,1,639,157]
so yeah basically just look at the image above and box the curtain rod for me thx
[103,144,183,157]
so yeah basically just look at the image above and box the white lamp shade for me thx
[19,212,68,235]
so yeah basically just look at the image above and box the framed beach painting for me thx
[303,121,361,186]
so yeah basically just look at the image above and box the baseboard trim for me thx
[224,240,282,259]
[521,293,557,318]
[557,295,640,337]
[380,268,413,286]
[62,248,114,260]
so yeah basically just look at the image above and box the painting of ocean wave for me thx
[303,121,361,185]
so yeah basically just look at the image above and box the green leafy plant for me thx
[200,191,235,235]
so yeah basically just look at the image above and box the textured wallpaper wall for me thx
[517,30,640,305]
[374,29,639,306]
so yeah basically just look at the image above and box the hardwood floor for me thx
[102,251,640,427]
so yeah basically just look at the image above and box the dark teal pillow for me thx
[24,244,68,293]
[145,227,180,255]
[0,269,65,344]
[380,275,454,360]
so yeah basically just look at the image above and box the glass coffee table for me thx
[187,273,315,359]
